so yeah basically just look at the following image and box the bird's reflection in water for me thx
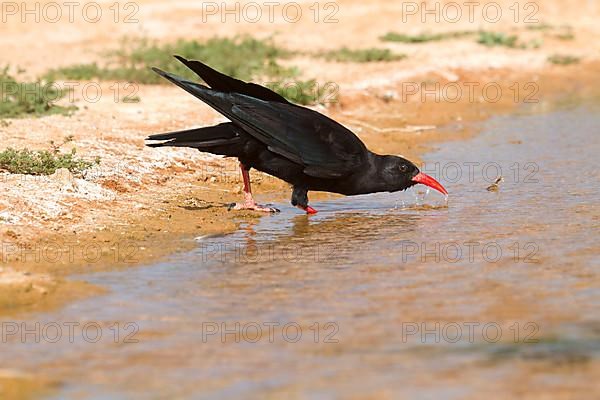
[228,210,427,268]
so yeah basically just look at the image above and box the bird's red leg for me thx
[229,163,279,213]
[296,205,318,214]
[291,187,318,214]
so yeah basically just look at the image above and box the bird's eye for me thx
[399,164,408,173]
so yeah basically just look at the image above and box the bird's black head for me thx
[380,155,448,195]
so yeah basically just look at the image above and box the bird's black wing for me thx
[230,100,368,178]
[153,68,367,178]
[173,56,290,104]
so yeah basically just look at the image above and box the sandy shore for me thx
[1,0,600,318]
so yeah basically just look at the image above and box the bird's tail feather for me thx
[150,67,245,127]
[146,122,242,154]
[172,55,289,103]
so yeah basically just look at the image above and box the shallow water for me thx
[3,102,600,399]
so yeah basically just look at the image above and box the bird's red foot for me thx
[297,205,318,214]
[228,191,280,213]
[228,201,280,213]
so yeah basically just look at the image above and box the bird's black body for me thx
[147,57,437,211]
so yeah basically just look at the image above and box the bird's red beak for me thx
[412,172,448,196]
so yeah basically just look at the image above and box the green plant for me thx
[43,63,107,81]
[122,95,141,103]
[266,80,337,105]
[524,23,574,41]
[0,66,76,119]
[477,31,519,48]
[0,137,99,175]
[44,36,297,84]
[547,54,580,65]
[526,23,554,31]
[555,32,575,41]
[322,47,406,62]
[41,36,341,104]
[380,31,475,43]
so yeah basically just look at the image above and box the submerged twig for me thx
[487,176,504,191]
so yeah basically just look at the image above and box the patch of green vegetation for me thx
[477,31,543,50]
[0,137,99,176]
[526,23,554,31]
[43,63,106,81]
[266,80,338,105]
[321,47,406,62]
[122,95,141,103]
[525,23,575,41]
[380,31,475,43]
[476,31,543,49]
[477,31,519,48]
[555,32,575,41]
[42,36,344,105]
[548,54,580,65]
[44,36,297,84]
[524,38,543,49]
[0,66,76,119]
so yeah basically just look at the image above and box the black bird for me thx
[146,56,448,214]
